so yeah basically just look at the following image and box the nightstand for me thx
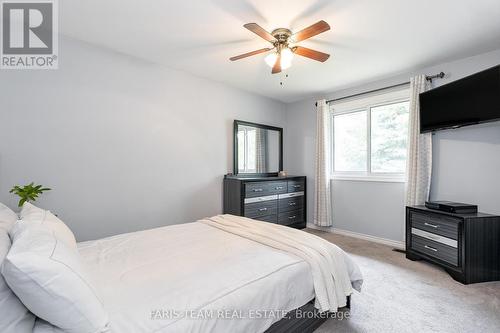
[406,206,500,284]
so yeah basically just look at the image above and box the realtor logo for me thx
[1,0,58,69]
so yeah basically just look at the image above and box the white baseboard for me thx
[306,223,405,249]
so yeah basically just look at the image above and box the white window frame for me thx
[238,127,257,173]
[330,88,410,183]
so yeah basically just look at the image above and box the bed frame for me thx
[265,295,351,333]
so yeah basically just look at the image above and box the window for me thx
[331,89,410,181]
[237,127,257,173]
[370,102,409,173]
[334,110,367,172]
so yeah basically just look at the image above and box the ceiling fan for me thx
[230,20,331,74]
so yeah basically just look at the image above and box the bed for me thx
[71,215,363,333]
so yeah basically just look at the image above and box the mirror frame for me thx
[233,120,283,177]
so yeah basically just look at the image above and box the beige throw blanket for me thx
[200,214,361,312]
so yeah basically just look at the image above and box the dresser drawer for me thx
[288,180,305,193]
[411,235,458,266]
[254,214,277,224]
[268,181,287,195]
[279,195,304,213]
[245,182,287,198]
[278,210,304,226]
[244,200,278,219]
[410,211,459,240]
[245,182,271,198]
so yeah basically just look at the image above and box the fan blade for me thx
[243,23,276,43]
[230,48,272,61]
[293,46,330,62]
[272,54,281,74]
[291,20,330,43]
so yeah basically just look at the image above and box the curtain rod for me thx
[316,72,445,106]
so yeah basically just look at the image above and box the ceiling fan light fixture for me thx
[264,52,278,68]
[280,48,294,70]
[264,48,294,70]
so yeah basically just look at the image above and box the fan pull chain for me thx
[280,74,289,87]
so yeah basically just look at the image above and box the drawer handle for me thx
[288,216,297,219]
[275,186,284,190]
[424,245,438,252]
[289,202,296,206]
[424,222,439,228]
[252,189,263,192]
[258,208,268,212]
[293,185,301,188]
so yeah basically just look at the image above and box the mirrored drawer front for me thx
[288,180,305,193]
[411,235,458,266]
[254,214,277,224]
[244,200,278,219]
[278,210,304,226]
[278,191,304,199]
[410,212,459,240]
[279,195,304,213]
[244,194,278,204]
[411,228,457,248]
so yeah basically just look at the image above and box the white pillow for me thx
[0,202,18,231]
[0,228,35,333]
[2,221,110,333]
[33,319,65,333]
[20,202,77,248]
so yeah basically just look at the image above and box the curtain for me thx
[406,75,432,206]
[255,128,267,173]
[314,100,333,227]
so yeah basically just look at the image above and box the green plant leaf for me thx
[11,182,51,206]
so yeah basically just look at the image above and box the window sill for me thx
[331,175,406,183]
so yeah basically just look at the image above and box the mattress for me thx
[76,222,316,333]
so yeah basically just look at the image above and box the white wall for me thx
[0,38,286,241]
[285,48,500,242]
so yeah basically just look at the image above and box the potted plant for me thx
[10,182,51,207]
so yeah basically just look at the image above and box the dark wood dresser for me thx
[406,206,500,284]
[223,175,306,229]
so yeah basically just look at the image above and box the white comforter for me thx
[36,216,362,333]
[200,215,363,312]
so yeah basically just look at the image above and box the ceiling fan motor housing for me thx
[271,28,292,45]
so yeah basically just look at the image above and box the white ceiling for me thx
[61,0,500,103]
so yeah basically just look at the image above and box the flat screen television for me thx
[419,65,500,133]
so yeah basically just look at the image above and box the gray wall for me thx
[285,48,500,242]
[0,38,286,241]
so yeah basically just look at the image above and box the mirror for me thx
[234,120,283,176]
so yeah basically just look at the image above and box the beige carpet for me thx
[306,229,500,333]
